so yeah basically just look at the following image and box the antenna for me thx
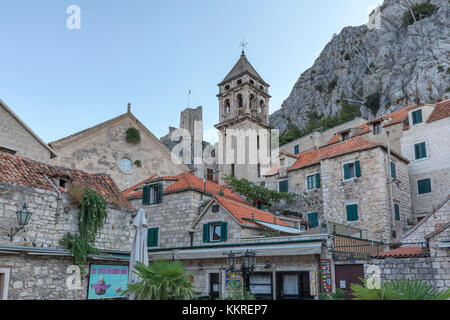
[188,90,191,108]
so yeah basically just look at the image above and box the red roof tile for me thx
[289,136,379,171]
[427,99,450,123]
[375,246,424,258]
[215,196,290,228]
[0,151,134,210]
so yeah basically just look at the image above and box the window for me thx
[231,164,235,177]
[294,145,299,154]
[341,132,350,141]
[206,169,213,181]
[259,100,264,113]
[346,204,358,221]
[0,146,16,155]
[306,175,315,190]
[414,142,427,160]
[280,158,286,168]
[390,161,396,179]
[237,79,242,85]
[308,212,319,228]
[224,100,230,114]
[147,228,158,247]
[119,157,133,172]
[373,121,381,135]
[237,94,243,108]
[225,85,230,90]
[411,109,423,125]
[259,85,264,91]
[203,222,227,242]
[343,161,361,180]
[257,163,261,178]
[249,79,255,85]
[417,179,431,194]
[249,273,272,299]
[0,268,10,300]
[257,135,260,149]
[394,203,400,221]
[279,180,289,193]
[142,183,163,205]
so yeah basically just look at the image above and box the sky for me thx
[0,0,382,145]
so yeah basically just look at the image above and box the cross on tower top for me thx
[239,39,248,55]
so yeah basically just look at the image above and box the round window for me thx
[119,157,133,172]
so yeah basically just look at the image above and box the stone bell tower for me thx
[215,49,272,185]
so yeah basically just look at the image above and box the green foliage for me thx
[328,77,338,92]
[279,96,361,146]
[218,189,225,196]
[134,160,142,168]
[61,187,108,277]
[125,127,141,144]
[365,91,381,115]
[403,3,438,26]
[351,278,450,300]
[319,288,346,300]
[224,175,298,205]
[223,281,256,300]
[121,261,196,300]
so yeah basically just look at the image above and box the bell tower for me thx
[215,48,272,184]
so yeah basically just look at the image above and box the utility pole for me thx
[386,131,396,239]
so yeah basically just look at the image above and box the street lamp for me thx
[241,250,256,291]
[8,203,33,241]
[224,251,237,272]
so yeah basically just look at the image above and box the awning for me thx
[253,220,304,234]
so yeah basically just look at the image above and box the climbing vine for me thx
[61,187,108,277]
[125,127,141,144]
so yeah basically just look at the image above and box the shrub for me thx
[403,3,437,26]
[365,91,381,115]
[134,160,142,168]
[319,288,347,300]
[125,127,141,144]
[328,77,338,92]
[68,184,86,207]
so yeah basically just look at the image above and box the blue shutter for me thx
[315,173,321,188]
[394,204,400,221]
[142,185,150,205]
[344,164,350,179]
[203,224,210,242]
[391,162,396,179]
[220,222,228,241]
[355,161,361,177]
[294,145,299,154]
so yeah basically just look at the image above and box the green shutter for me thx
[412,110,423,124]
[279,180,288,193]
[394,204,400,221]
[294,145,299,154]
[344,164,350,179]
[355,161,361,177]
[418,179,431,194]
[220,222,228,241]
[346,204,358,221]
[308,212,318,228]
[315,173,321,188]
[203,224,210,242]
[147,228,158,247]
[142,185,150,205]
[391,162,396,179]
[156,183,163,203]
[415,142,427,159]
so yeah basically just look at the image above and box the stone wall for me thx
[0,103,53,163]
[0,183,134,251]
[0,253,126,300]
[50,114,186,190]
[428,227,450,292]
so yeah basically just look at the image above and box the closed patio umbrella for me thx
[128,208,149,300]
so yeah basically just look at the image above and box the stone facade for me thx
[0,100,56,163]
[49,111,187,190]
[427,226,450,292]
[400,107,450,216]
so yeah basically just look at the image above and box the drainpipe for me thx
[44,175,62,222]
[386,131,396,239]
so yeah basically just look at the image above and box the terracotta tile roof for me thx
[280,150,301,159]
[374,246,424,258]
[0,151,134,210]
[263,161,279,177]
[123,172,247,204]
[289,136,380,171]
[427,99,450,123]
[215,196,291,228]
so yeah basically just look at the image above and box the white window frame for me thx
[305,175,316,190]
[209,222,223,242]
[412,140,429,162]
[0,268,11,300]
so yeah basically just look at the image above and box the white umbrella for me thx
[128,208,149,300]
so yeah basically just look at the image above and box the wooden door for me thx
[334,264,364,299]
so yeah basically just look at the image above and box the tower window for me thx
[250,94,255,109]
[250,79,254,85]
[224,99,230,114]
[225,85,230,90]
[237,79,242,85]
[259,100,264,113]
[237,94,243,108]
[260,85,264,90]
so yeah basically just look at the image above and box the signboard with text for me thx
[87,265,129,299]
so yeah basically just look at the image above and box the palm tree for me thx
[351,278,450,300]
[121,260,196,300]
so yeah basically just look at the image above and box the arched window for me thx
[225,85,230,90]
[237,79,242,85]
[224,99,230,114]
[237,94,243,108]
[249,94,255,109]
[250,79,254,85]
[260,85,264,91]
[259,100,265,113]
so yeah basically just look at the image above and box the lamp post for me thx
[224,251,236,273]
[241,250,256,292]
[8,203,33,241]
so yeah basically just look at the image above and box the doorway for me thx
[276,271,311,300]
[334,264,364,299]
[208,273,220,300]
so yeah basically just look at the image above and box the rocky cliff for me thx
[270,0,450,134]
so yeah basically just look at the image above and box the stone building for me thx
[265,136,412,243]
[0,98,57,163]
[49,104,188,190]
[123,171,328,300]
[215,50,272,185]
[0,151,136,300]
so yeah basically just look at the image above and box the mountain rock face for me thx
[270,0,450,134]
